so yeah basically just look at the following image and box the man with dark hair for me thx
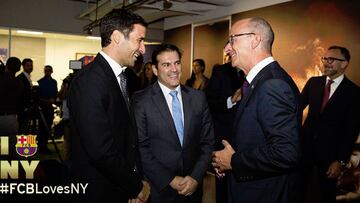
[301,45,360,203]
[132,43,214,203]
[68,8,150,203]
[16,58,33,132]
[37,65,57,153]
[212,17,302,203]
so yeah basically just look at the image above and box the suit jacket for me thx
[205,63,244,150]
[68,54,143,203]
[16,72,32,130]
[301,76,360,166]
[133,83,214,203]
[229,61,302,203]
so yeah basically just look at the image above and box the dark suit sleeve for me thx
[205,67,230,113]
[189,92,214,183]
[231,79,301,178]
[337,89,360,162]
[69,72,142,197]
[300,78,311,111]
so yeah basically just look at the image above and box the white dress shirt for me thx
[158,81,184,124]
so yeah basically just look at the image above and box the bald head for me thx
[233,17,274,53]
[225,17,274,73]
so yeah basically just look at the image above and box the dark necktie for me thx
[169,90,184,146]
[320,79,334,112]
[241,79,250,97]
[119,71,130,109]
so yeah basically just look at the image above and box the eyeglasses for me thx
[321,57,346,64]
[228,32,255,45]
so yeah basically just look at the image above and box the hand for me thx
[214,167,226,179]
[326,161,342,179]
[128,181,150,203]
[212,140,235,172]
[170,176,185,191]
[128,198,144,203]
[231,89,242,103]
[178,176,198,196]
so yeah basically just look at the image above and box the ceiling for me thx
[70,0,237,32]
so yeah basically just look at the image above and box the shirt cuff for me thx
[227,96,236,109]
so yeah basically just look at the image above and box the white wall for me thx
[45,38,101,88]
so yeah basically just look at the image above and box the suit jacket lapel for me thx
[181,85,192,147]
[151,83,182,146]
[323,76,348,112]
[233,66,268,128]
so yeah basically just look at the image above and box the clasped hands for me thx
[212,140,235,178]
[170,176,198,196]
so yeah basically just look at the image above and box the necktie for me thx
[241,79,250,97]
[119,71,130,109]
[169,90,184,146]
[320,79,334,112]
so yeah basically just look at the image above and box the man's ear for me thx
[251,34,261,49]
[341,61,349,71]
[111,30,124,44]
[152,64,158,76]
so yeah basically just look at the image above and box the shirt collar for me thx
[246,57,275,83]
[327,74,344,85]
[157,81,181,96]
[99,51,127,77]
[23,71,31,79]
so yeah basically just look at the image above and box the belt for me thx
[0,112,16,116]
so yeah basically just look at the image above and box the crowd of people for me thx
[0,8,359,203]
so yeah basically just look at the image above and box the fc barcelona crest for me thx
[15,135,38,157]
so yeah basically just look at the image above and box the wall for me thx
[193,20,230,78]
[232,0,360,89]
[45,38,101,86]
[164,25,191,84]
[11,36,46,83]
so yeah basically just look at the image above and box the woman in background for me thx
[185,58,209,90]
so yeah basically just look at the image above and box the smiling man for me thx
[301,46,360,203]
[68,9,150,203]
[132,43,214,203]
[212,17,302,203]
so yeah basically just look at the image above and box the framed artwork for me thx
[76,52,96,66]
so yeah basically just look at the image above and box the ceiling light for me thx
[17,30,43,35]
[86,36,101,40]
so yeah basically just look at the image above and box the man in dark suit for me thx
[212,17,302,203]
[68,9,150,203]
[133,43,214,203]
[205,61,244,203]
[16,58,33,133]
[37,65,57,153]
[301,46,360,203]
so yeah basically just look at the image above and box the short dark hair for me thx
[100,8,148,47]
[328,46,351,62]
[45,65,53,71]
[22,58,33,67]
[151,43,182,67]
[6,57,21,73]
